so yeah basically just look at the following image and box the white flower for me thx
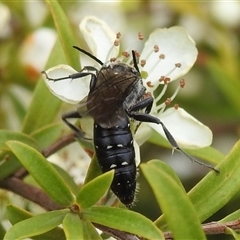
[43,16,212,150]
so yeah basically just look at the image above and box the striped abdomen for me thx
[94,117,136,206]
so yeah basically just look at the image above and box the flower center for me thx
[105,32,185,115]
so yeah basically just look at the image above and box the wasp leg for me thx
[42,70,96,82]
[127,100,219,173]
[62,111,90,140]
[128,94,153,114]
[127,94,154,134]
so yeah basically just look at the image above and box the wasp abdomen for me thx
[94,118,136,206]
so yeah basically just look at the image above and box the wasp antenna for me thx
[131,50,140,73]
[73,46,104,66]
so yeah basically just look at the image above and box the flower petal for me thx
[133,140,141,167]
[79,16,119,63]
[140,27,198,90]
[148,107,213,149]
[135,123,153,146]
[42,64,90,104]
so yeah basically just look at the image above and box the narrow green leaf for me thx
[53,163,79,196]
[188,140,240,222]
[144,160,185,191]
[83,206,164,240]
[220,209,240,223]
[6,205,65,240]
[0,130,39,180]
[21,79,62,135]
[141,160,206,239]
[4,209,69,240]
[7,141,74,207]
[45,0,79,69]
[225,228,240,240]
[30,123,64,151]
[63,212,101,240]
[81,220,102,240]
[76,170,114,209]
[84,155,102,185]
[0,154,22,181]
[63,212,84,240]
[0,130,38,151]
[6,205,33,225]
[156,140,240,229]
[21,39,64,135]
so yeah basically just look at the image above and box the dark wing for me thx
[86,64,140,127]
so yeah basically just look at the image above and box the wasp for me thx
[42,46,217,207]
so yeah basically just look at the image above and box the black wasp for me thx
[43,46,217,207]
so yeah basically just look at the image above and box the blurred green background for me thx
[0,1,240,239]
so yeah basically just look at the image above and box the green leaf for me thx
[141,160,206,239]
[21,78,62,135]
[21,39,64,135]
[30,123,64,151]
[52,163,79,196]
[4,209,69,240]
[6,205,33,225]
[63,212,101,240]
[220,209,240,223]
[149,130,224,165]
[156,140,240,230]
[76,170,114,209]
[0,130,39,180]
[0,130,38,151]
[83,206,164,240]
[188,140,240,222]
[145,159,185,191]
[22,1,81,134]
[84,155,102,184]
[0,154,22,181]
[45,0,79,69]
[6,205,65,240]
[225,228,240,240]
[7,141,74,207]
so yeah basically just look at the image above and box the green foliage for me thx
[83,206,164,239]
[1,1,240,240]
[76,170,114,209]
[63,212,101,240]
[141,160,206,239]
[7,140,75,207]
[4,209,69,240]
